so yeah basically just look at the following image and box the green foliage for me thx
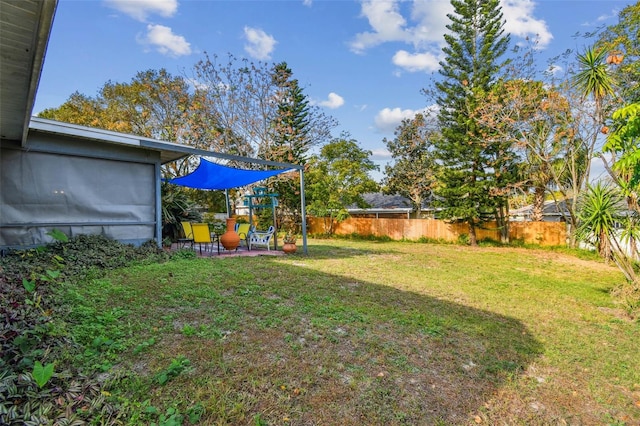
[595,3,640,102]
[32,361,54,388]
[268,62,313,164]
[577,182,640,315]
[572,47,615,108]
[382,113,436,215]
[161,182,202,242]
[577,182,622,254]
[264,62,336,233]
[154,356,192,385]
[603,102,640,185]
[457,233,470,245]
[22,278,36,293]
[46,228,69,243]
[334,233,393,242]
[170,248,198,260]
[306,133,379,234]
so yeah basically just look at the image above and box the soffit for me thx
[0,0,57,143]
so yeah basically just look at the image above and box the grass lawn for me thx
[66,239,640,425]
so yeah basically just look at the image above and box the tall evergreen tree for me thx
[433,0,510,245]
[262,62,335,233]
[267,62,312,164]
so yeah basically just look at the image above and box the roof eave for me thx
[21,0,58,146]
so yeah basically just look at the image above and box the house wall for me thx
[308,217,567,246]
[0,132,162,249]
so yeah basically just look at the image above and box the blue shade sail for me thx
[167,158,291,190]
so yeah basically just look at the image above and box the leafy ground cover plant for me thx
[0,234,169,425]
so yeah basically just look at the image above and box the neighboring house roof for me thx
[347,193,414,215]
[510,200,571,220]
[0,0,57,144]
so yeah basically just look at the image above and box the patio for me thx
[169,242,285,258]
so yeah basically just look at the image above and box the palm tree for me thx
[572,47,615,121]
[577,182,621,260]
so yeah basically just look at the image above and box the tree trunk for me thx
[598,230,611,263]
[532,187,545,222]
[497,203,510,244]
[627,195,639,261]
[468,221,478,246]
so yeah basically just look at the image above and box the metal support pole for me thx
[155,162,162,248]
[272,198,278,250]
[299,168,308,255]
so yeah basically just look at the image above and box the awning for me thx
[166,157,292,190]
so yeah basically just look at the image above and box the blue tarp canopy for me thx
[167,157,292,190]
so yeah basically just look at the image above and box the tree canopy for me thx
[306,134,379,235]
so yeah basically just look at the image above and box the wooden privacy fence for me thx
[308,217,567,246]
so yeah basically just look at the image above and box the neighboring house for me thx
[347,193,435,219]
[510,200,571,222]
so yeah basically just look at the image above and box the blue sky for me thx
[34,0,632,179]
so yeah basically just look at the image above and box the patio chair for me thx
[235,222,252,249]
[178,221,194,249]
[191,222,217,255]
[248,226,275,251]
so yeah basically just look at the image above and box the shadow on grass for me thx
[82,247,544,425]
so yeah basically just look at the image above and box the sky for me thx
[34,0,633,181]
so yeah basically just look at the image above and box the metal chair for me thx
[248,226,275,251]
[235,222,252,249]
[191,223,217,255]
[178,221,194,249]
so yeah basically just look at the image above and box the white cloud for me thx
[597,10,617,22]
[374,107,419,133]
[374,105,438,133]
[303,0,313,6]
[243,27,277,60]
[370,148,392,160]
[351,0,553,73]
[318,92,345,109]
[501,0,553,48]
[138,24,191,57]
[409,0,454,47]
[349,0,410,54]
[392,50,440,72]
[104,0,178,22]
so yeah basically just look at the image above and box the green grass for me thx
[64,239,639,425]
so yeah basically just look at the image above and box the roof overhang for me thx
[0,0,57,144]
[347,208,414,214]
[29,117,302,169]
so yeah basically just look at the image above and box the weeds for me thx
[0,233,167,425]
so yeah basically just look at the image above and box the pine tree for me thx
[433,0,510,245]
[268,62,311,164]
[264,62,314,234]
